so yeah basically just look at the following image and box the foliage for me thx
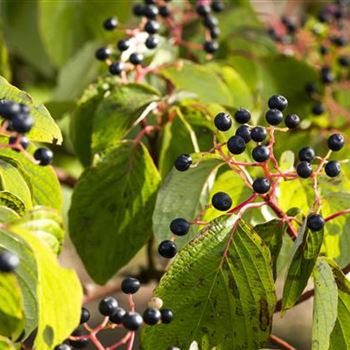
[0,1,349,350]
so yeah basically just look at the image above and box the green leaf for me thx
[142,217,276,350]
[69,141,160,284]
[52,41,101,102]
[70,81,103,166]
[254,220,284,279]
[0,76,62,144]
[312,258,338,350]
[322,192,350,267]
[0,192,26,215]
[0,206,19,222]
[0,159,32,209]
[38,0,131,67]
[160,61,233,105]
[282,224,324,311]
[0,336,16,350]
[259,56,320,117]
[0,230,38,337]
[91,84,159,154]
[158,109,199,178]
[153,155,223,249]
[0,273,24,338]
[0,145,62,210]
[208,64,254,110]
[15,229,83,349]
[0,0,54,77]
[328,261,350,349]
[9,207,65,254]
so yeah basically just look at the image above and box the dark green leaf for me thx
[153,154,223,249]
[282,224,324,311]
[160,61,233,105]
[0,230,38,337]
[254,220,284,279]
[0,273,24,338]
[0,144,62,210]
[312,258,338,350]
[0,76,62,144]
[69,141,160,284]
[142,217,276,350]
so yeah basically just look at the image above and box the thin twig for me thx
[270,334,297,350]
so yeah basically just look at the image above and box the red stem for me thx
[325,209,350,222]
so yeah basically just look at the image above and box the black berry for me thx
[268,95,288,111]
[160,308,173,324]
[122,312,143,330]
[69,330,89,349]
[227,135,246,154]
[103,17,118,30]
[129,53,144,65]
[0,100,20,119]
[98,296,118,316]
[145,35,159,49]
[235,125,251,143]
[174,154,192,171]
[144,5,159,18]
[250,126,267,142]
[11,114,34,133]
[325,160,341,177]
[109,62,124,75]
[299,147,315,162]
[296,161,313,178]
[265,109,283,126]
[285,114,300,129]
[196,4,211,17]
[80,307,90,324]
[252,177,271,194]
[338,55,350,67]
[203,40,218,53]
[305,83,317,95]
[145,20,160,34]
[328,133,344,151]
[211,192,232,211]
[159,5,170,17]
[158,240,177,258]
[211,1,224,12]
[321,67,334,84]
[320,45,329,56]
[9,136,29,150]
[203,16,218,29]
[95,47,111,61]
[121,277,140,294]
[170,218,190,236]
[234,108,251,124]
[210,26,220,39]
[214,112,232,131]
[0,250,19,272]
[307,214,325,231]
[117,39,130,52]
[34,148,53,166]
[54,344,71,350]
[133,4,145,17]
[312,103,325,116]
[109,307,126,324]
[252,145,270,162]
[143,307,161,325]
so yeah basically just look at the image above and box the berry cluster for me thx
[0,99,53,166]
[0,249,19,273]
[54,277,174,350]
[266,0,350,120]
[158,95,349,259]
[95,0,224,80]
